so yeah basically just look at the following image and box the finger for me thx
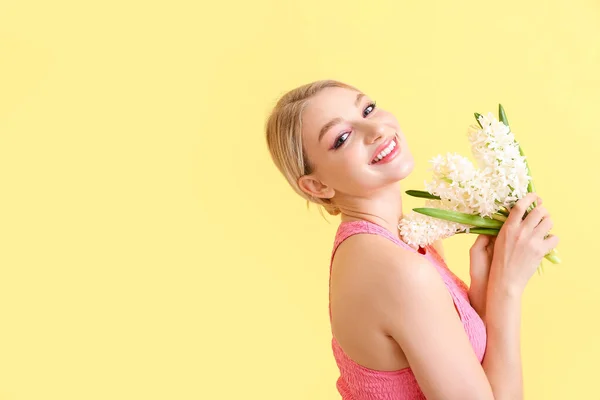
[522,206,550,233]
[533,216,554,239]
[506,193,541,226]
[542,234,560,255]
[470,234,490,251]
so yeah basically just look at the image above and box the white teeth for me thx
[373,139,396,163]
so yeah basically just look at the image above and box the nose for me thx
[361,121,387,144]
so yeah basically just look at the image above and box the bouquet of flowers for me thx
[398,104,560,272]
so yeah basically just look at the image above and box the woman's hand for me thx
[468,234,496,320]
[488,193,559,295]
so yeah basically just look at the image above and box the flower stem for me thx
[497,206,510,217]
[458,228,499,235]
[544,249,561,264]
[491,213,508,222]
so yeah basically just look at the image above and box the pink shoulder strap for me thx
[328,220,430,322]
[331,220,427,268]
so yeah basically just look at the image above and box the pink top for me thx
[329,220,487,399]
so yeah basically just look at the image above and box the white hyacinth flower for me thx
[468,111,531,208]
[423,153,502,218]
[399,199,472,248]
[400,111,531,244]
[401,106,559,266]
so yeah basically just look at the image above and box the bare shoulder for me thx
[332,232,441,291]
[331,233,444,321]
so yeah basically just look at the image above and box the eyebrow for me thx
[318,92,365,142]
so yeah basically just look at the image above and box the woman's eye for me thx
[363,101,376,117]
[330,102,376,150]
[333,132,350,149]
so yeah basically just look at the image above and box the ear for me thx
[298,174,335,200]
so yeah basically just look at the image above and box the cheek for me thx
[335,154,371,187]
[341,146,369,173]
[384,114,403,135]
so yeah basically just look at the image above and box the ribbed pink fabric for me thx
[329,220,487,399]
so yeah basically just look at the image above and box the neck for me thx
[338,185,404,241]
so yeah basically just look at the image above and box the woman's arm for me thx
[481,273,523,398]
[363,240,522,400]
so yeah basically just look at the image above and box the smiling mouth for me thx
[371,135,399,164]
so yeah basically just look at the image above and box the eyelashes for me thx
[332,132,350,150]
[362,101,376,118]
[332,101,377,150]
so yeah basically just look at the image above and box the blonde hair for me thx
[265,79,361,217]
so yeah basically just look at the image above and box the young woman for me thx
[264,79,559,400]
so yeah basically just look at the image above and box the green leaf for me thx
[499,103,509,126]
[518,144,536,195]
[405,190,441,200]
[500,104,536,206]
[413,208,504,229]
[461,228,500,235]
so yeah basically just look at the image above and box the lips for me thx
[370,135,398,164]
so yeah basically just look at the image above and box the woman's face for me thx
[298,86,415,202]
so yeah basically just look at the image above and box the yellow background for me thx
[0,1,598,399]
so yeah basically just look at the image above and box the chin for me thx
[390,152,415,182]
